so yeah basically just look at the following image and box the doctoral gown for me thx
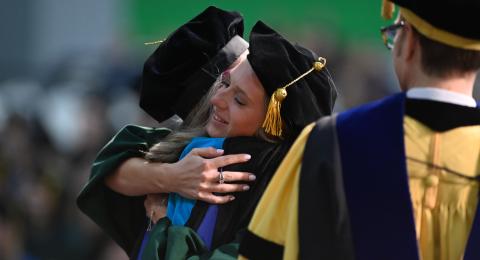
[239,93,480,260]
[77,125,291,259]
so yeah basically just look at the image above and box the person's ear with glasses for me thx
[380,20,405,50]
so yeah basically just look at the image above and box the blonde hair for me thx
[145,78,217,163]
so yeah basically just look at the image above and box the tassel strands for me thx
[262,57,327,137]
[262,88,288,137]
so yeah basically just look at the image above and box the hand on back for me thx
[165,147,255,204]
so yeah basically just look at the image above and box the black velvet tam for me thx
[140,6,248,123]
[247,21,337,139]
[393,0,480,40]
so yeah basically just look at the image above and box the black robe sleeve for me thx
[298,116,355,259]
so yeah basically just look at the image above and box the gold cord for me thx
[144,40,164,46]
[262,57,326,137]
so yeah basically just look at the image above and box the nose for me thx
[210,88,228,110]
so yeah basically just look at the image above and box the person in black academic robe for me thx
[77,14,337,260]
[239,1,480,259]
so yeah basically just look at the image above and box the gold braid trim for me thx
[401,7,480,51]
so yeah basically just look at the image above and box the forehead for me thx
[229,59,265,99]
[230,59,260,87]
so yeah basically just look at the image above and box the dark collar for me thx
[405,98,480,132]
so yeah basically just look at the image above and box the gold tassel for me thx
[381,0,395,20]
[262,88,287,137]
[261,57,326,137]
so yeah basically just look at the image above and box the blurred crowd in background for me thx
[1,1,479,259]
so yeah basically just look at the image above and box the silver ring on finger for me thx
[218,168,224,184]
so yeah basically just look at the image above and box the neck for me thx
[407,70,477,97]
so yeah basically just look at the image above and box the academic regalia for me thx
[186,137,293,249]
[180,20,337,255]
[139,6,247,123]
[166,137,225,229]
[135,137,226,260]
[78,17,337,260]
[136,136,291,259]
[239,93,480,260]
[241,0,480,258]
[77,125,170,256]
[77,5,248,258]
[77,124,293,259]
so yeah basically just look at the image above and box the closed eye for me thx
[235,96,246,106]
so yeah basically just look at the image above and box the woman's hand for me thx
[163,147,256,204]
[106,147,255,204]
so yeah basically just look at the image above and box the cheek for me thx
[205,121,214,136]
[228,107,265,136]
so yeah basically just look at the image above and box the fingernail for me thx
[230,196,235,201]
[243,185,250,191]
[216,149,224,154]
[244,154,251,160]
[249,175,256,181]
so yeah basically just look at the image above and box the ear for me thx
[403,23,418,62]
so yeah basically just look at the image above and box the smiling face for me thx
[205,56,267,138]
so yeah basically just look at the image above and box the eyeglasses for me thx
[380,20,405,50]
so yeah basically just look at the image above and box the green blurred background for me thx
[130,0,386,44]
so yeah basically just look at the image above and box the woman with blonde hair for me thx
[78,7,336,259]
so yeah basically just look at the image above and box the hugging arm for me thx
[106,144,255,203]
[77,124,171,256]
[77,125,255,256]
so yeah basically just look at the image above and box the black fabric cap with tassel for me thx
[140,6,247,123]
[247,21,337,139]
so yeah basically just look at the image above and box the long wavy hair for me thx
[145,75,274,163]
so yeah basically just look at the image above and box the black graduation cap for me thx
[247,21,337,139]
[140,6,248,123]
[382,0,480,50]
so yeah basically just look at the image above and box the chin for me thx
[206,125,224,138]
[208,132,221,138]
